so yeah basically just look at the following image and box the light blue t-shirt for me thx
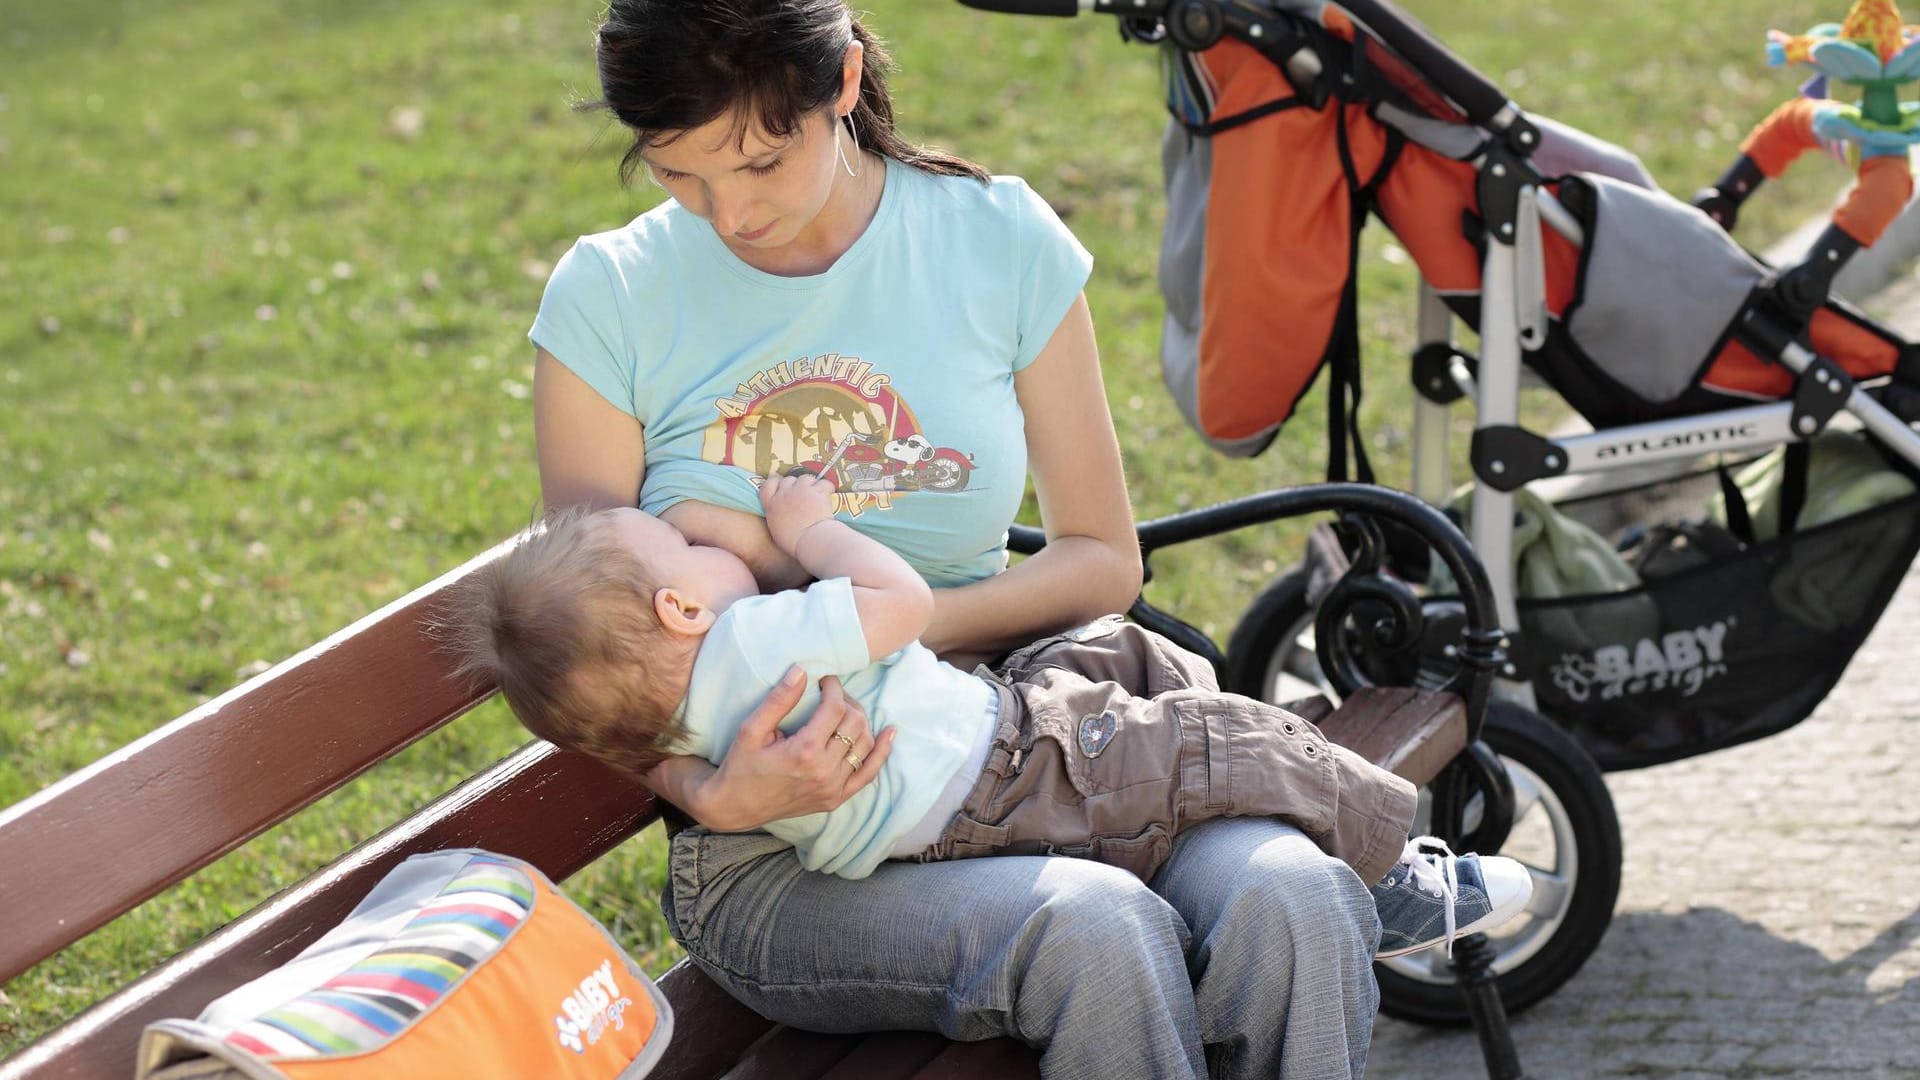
[529,158,1093,588]
[675,577,997,880]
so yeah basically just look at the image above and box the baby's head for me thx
[445,506,753,780]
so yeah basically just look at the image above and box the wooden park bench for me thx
[0,541,1468,1080]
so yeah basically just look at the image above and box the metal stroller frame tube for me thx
[1332,0,1512,128]
[1778,341,1920,461]
[1535,192,1585,247]
[1460,148,1552,727]
[1471,232,1524,636]
[1551,404,1799,473]
[1409,287,1490,499]
[956,0,1174,17]
[1412,286,1455,505]
[1408,193,1579,508]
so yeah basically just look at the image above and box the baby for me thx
[450,474,1532,958]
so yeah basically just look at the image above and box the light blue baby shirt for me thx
[675,577,996,879]
[529,158,1093,588]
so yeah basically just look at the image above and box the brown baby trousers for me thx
[913,619,1418,886]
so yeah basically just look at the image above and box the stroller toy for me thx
[1774,0,1920,138]
[1697,0,1920,314]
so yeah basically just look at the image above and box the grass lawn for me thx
[0,0,1855,1053]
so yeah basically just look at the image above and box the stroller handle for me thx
[959,0,1515,135]
[1334,0,1510,129]
[955,0,1166,15]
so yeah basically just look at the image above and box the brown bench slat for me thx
[716,1026,864,1079]
[0,542,520,986]
[909,1037,1044,1078]
[811,1032,953,1080]
[709,1024,1041,1080]
[1279,695,1336,725]
[1311,686,1468,788]
[634,931,1046,1080]
[0,741,653,1080]
[648,965,779,1080]
[649,961,1040,1080]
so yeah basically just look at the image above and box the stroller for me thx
[962,0,1920,1067]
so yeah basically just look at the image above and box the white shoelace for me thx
[1400,835,1463,956]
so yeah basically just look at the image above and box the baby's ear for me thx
[653,587,716,636]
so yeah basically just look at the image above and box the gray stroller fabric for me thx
[1522,115,1657,189]
[1560,175,1767,406]
[1373,107,1658,190]
[1372,95,1753,410]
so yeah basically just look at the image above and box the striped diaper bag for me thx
[135,850,672,1080]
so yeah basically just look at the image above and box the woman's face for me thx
[640,108,845,249]
[637,42,865,252]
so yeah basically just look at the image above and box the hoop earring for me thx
[836,112,861,178]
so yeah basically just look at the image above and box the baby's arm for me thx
[759,473,933,659]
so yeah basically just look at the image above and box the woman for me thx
[530,2,1382,1076]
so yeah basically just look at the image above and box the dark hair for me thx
[586,0,987,185]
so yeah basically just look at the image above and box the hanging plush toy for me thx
[1696,0,1920,268]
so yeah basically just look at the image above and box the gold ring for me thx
[846,752,863,769]
[831,732,856,749]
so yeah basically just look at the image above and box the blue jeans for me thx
[663,816,1381,1079]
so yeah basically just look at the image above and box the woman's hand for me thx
[536,350,884,827]
[691,668,897,832]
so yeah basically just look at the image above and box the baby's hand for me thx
[761,471,838,554]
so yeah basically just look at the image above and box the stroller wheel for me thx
[1375,700,1620,1023]
[1221,567,1336,703]
[1225,569,1623,1022]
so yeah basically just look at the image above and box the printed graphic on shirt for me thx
[701,352,978,517]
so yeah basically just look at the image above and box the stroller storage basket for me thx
[1518,490,1920,770]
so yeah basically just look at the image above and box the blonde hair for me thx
[444,506,690,780]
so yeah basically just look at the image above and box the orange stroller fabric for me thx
[1179,36,1903,438]
[1186,39,1391,441]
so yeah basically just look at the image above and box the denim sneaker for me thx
[1371,837,1533,959]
